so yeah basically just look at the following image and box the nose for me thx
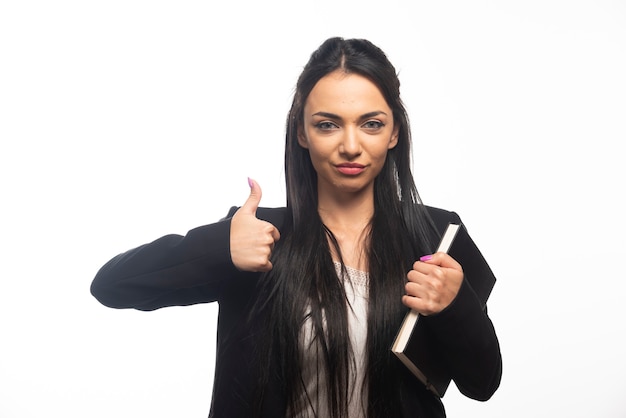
[339,127,362,158]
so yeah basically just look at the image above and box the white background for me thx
[2,1,625,417]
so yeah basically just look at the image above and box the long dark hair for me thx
[253,37,438,418]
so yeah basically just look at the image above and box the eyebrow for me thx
[311,110,389,120]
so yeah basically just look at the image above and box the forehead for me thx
[304,71,390,115]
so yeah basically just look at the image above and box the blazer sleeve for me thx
[423,207,502,400]
[90,207,243,311]
[422,278,502,400]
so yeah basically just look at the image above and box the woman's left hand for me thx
[402,252,464,316]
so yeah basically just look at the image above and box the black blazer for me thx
[91,206,502,417]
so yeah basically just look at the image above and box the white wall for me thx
[1,1,625,417]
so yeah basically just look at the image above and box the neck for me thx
[317,184,375,272]
[317,185,374,231]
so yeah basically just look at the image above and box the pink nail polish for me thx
[420,254,433,261]
[248,177,253,188]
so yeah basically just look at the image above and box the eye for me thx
[315,121,339,131]
[362,120,385,130]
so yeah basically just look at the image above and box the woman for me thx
[91,37,502,418]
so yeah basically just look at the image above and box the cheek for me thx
[303,146,326,173]
[369,144,392,163]
[368,149,392,177]
[306,142,332,161]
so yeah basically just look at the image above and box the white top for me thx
[293,262,369,418]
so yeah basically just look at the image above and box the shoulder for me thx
[225,206,289,230]
[257,207,289,228]
[423,205,462,232]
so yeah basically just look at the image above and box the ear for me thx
[388,127,399,150]
[297,127,309,149]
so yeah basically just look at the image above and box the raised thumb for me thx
[240,177,262,215]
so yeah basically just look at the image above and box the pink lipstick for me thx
[336,163,365,175]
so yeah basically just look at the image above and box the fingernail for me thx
[248,177,253,188]
[420,254,433,261]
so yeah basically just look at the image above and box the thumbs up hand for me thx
[230,178,281,272]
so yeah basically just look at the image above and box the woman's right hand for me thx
[230,178,281,272]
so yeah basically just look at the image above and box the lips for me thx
[336,162,366,175]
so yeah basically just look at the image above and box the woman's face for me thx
[298,70,398,199]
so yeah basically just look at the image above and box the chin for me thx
[333,182,372,195]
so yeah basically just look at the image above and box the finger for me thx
[415,252,462,272]
[256,259,273,272]
[402,294,436,316]
[406,268,425,284]
[270,226,281,242]
[260,223,280,244]
[404,277,425,296]
[430,252,463,272]
[239,177,263,216]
